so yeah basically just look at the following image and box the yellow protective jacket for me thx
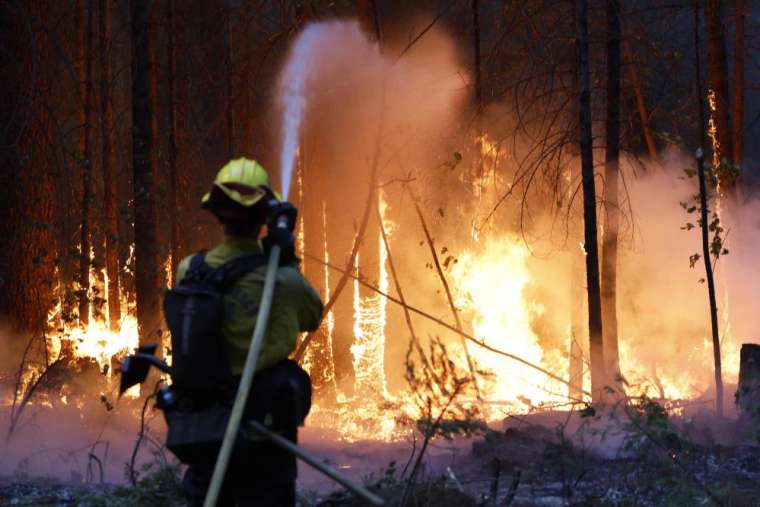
[175,235,323,375]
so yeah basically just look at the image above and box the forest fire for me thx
[2,2,760,505]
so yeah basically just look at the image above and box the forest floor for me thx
[1,403,760,506]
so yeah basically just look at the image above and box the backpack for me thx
[163,251,266,394]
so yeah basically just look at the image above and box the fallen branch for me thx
[407,185,480,399]
[377,205,430,372]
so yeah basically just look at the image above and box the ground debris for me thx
[0,477,114,506]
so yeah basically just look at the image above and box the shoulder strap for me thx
[179,251,211,285]
[219,252,268,290]
[178,251,266,289]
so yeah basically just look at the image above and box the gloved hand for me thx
[266,201,297,232]
[263,201,298,265]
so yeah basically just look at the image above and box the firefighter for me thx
[176,158,323,506]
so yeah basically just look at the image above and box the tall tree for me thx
[167,0,182,282]
[0,1,58,334]
[704,0,734,183]
[131,0,162,346]
[225,1,235,157]
[601,0,621,380]
[694,4,724,418]
[575,0,606,401]
[99,0,121,331]
[77,0,95,326]
[732,0,744,167]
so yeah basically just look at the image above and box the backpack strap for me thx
[178,251,266,289]
[219,253,267,290]
[179,251,211,285]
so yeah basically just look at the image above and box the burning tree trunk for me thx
[575,0,606,401]
[77,0,95,326]
[732,0,744,167]
[601,0,621,381]
[704,0,734,181]
[131,0,162,346]
[99,0,121,331]
[300,134,337,403]
[352,1,385,398]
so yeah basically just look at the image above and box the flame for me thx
[707,88,720,169]
[450,236,567,412]
[350,212,390,398]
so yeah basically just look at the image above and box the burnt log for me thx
[736,343,760,418]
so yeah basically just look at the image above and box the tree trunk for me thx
[99,0,121,331]
[300,134,337,403]
[131,0,162,346]
[353,0,384,398]
[167,0,182,283]
[0,1,58,334]
[732,0,744,167]
[695,1,724,419]
[602,0,621,381]
[736,343,760,417]
[575,0,606,401]
[569,250,586,400]
[697,149,724,418]
[225,1,235,158]
[704,0,734,180]
[78,0,95,326]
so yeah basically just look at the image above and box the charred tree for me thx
[704,0,734,183]
[99,0,121,331]
[576,0,606,401]
[77,0,95,326]
[732,0,744,167]
[602,0,621,381]
[736,344,760,418]
[131,0,162,346]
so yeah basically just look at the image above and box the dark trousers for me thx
[183,438,297,507]
[180,360,309,506]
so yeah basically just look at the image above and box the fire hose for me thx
[203,219,384,507]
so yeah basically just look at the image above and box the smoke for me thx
[274,18,760,407]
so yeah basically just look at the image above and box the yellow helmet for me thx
[202,158,276,208]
